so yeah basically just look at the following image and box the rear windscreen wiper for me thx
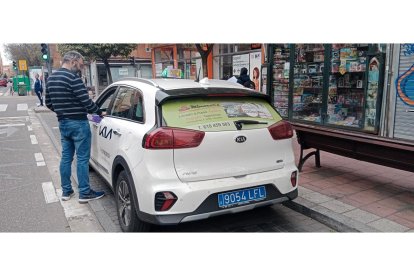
[234,120,268,130]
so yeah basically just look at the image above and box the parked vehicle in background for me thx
[0,78,7,87]
[88,77,299,232]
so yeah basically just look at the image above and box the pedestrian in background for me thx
[45,50,106,203]
[237,67,255,89]
[34,73,43,106]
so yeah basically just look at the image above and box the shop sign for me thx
[249,52,262,92]
[251,44,262,50]
[232,54,249,76]
[18,60,27,71]
[167,69,182,78]
[161,68,182,78]
[119,68,129,76]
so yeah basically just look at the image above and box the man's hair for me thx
[62,51,84,64]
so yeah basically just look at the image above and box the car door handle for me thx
[113,130,122,136]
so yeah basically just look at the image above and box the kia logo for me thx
[235,136,247,143]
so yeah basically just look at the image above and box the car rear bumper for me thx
[137,187,298,225]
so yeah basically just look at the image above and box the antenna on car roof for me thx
[195,67,201,82]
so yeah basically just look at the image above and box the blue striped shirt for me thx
[45,68,102,121]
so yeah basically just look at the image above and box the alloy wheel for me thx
[117,180,132,227]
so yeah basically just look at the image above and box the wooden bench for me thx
[292,122,414,173]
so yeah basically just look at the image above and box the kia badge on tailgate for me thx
[235,136,247,143]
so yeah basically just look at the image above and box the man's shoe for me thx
[61,190,75,201]
[79,189,105,203]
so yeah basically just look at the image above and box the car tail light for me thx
[291,171,298,187]
[144,127,205,149]
[155,192,178,211]
[268,121,293,140]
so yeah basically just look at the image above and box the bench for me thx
[291,122,414,173]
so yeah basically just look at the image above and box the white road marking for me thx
[37,161,46,167]
[30,135,38,144]
[17,104,28,111]
[27,125,33,131]
[0,123,25,128]
[42,182,59,204]
[34,152,44,162]
[0,104,7,112]
[52,127,59,129]
[0,116,29,120]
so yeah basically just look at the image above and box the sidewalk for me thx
[287,137,414,232]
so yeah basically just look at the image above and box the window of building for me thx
[327,44,369,128]
[292,44,325,123]
[269,43,385,133]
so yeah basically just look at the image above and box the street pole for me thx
[46,44,52,78]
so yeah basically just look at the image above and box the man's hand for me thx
[99,111,107,118]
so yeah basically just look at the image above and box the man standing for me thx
[45,51,105,203]
[34,73,43,106]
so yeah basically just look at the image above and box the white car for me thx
[89,78,298,232]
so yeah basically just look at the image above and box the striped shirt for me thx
[45,68,102,121]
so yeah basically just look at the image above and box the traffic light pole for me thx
[41,43,53,78]
[46,44,52,77]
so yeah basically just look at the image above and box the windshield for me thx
[162,97,282,131]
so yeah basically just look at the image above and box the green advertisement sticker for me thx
[163,98,282,131]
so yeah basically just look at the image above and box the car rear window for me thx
[162,97,282,131]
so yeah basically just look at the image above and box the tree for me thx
[58,44,137,84]
[195,44,214,78]
[3,44,43,66]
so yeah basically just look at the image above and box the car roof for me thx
[117,77,248,91]
[113,77,271,105]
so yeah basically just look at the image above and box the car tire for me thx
[115,170,150,232]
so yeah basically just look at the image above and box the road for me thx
[0,92,70,231]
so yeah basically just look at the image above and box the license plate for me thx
[218,186,267,208]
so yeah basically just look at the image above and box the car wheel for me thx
[115,170,150,232]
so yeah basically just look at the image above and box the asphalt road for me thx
[0,94,70,232]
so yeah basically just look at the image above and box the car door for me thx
[97,86,145,183]
[89,86,118,175]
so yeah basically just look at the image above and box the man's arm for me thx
[71,76,102,115]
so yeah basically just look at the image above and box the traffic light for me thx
[130,56,135,65]
[41,43,48,60]
[12,61,17,70]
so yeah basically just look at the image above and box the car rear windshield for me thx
[161,96,282,131]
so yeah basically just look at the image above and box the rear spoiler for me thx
[155,88,271,106]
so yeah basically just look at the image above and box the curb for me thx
[283,197,379,232]
[34,111,111,232]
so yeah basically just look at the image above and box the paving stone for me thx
[298,186,314,196]
[367,218,409,232]
[320,200,355,214]
[343,209,381,224]
[301,192,333,204]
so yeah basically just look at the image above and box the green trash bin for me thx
[18,82,27,96]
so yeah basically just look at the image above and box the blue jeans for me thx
[59,119,91,196]
[35,90,43,105]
